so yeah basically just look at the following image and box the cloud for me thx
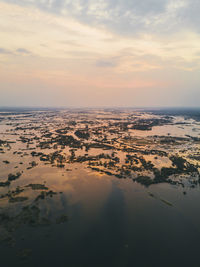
[16,48,31,54]
[1,0,199,36]
[0,47,32,56]
[0,48,13,54]
[176,0,200,32]
[0,0,200,108]
[96,59,118,68]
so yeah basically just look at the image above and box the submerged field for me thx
[0,108,200,267]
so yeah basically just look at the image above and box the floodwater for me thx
[0,108,200,267]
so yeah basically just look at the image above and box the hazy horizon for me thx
[0,105,200,110]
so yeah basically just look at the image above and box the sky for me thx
[0,0,200,107]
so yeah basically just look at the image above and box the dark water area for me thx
[0,108,200,267]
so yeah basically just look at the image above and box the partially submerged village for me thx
[0,108,200,260]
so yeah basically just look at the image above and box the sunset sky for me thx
[0,0,200,107]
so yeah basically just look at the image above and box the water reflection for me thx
[0,108,200,266]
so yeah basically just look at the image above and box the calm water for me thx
[0,108,200,267]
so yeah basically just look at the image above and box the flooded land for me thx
[0,107,200,267]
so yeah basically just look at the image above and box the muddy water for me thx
[0,108,200,267]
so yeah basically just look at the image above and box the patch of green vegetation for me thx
[3,160,10,164]
[134,176,153,187]
[0,181,10,187]
[8,172,21,181]
[26,184,48,190]
[9,196,28,203]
